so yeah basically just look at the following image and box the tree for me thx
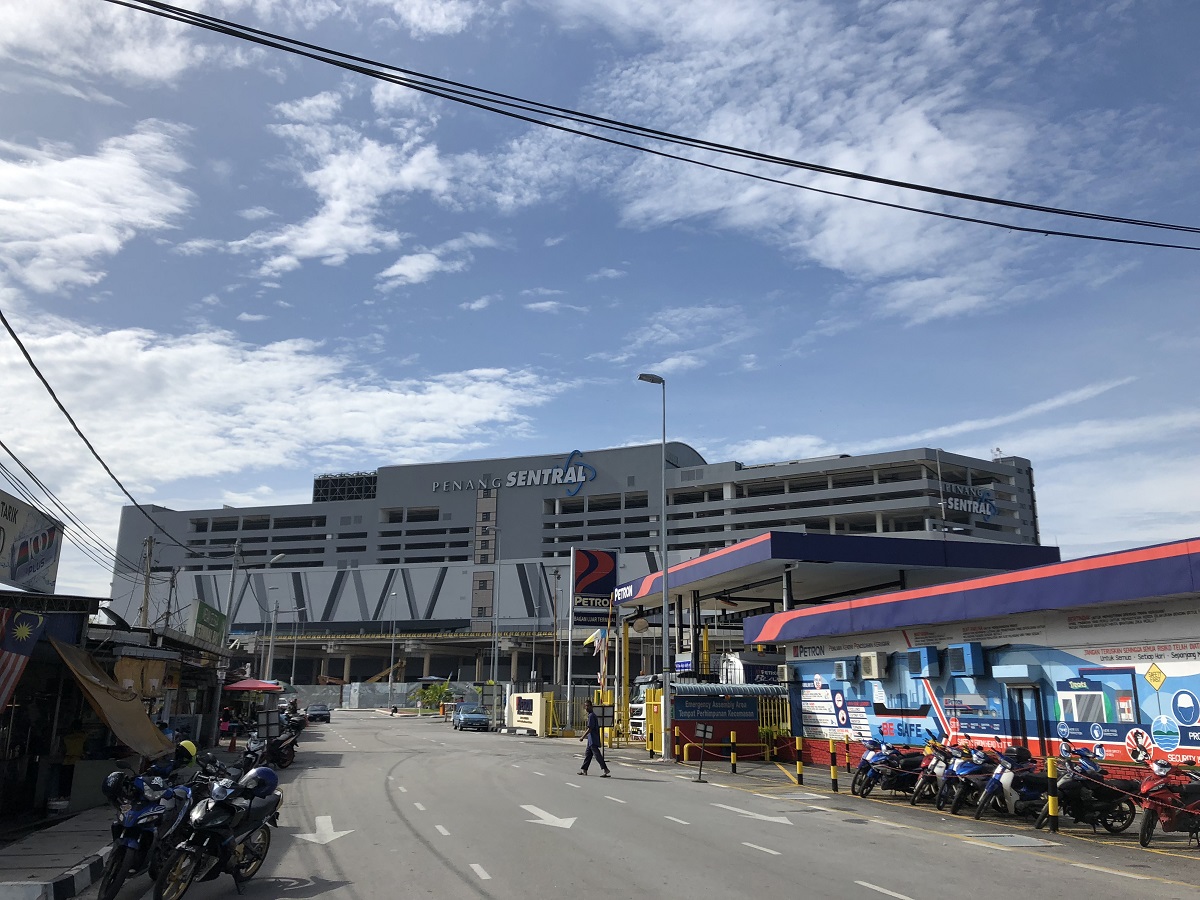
[414,681,454,713]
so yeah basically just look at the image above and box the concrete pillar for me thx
[319,656,329,680]
[341,655,352,682]
[875,511,883,533]
[828,516,837,534]
[475,653,483,683]
[423,652,433,678]
[509,648,519,682]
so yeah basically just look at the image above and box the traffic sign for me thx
[1145,663,1167,692]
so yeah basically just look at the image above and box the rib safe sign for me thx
[0,489,63,593]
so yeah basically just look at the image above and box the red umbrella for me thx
[224,678,283,692]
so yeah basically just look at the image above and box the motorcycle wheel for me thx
[148,840,169,880]
[233,825,272,883]
[1138,809,1157,847]
[909,776,929,806]
[850,770,867,796]
[935,782,952,811]
[278,744,296,768]
[973,787,995,820]
[1101,799,1137,834]
[154,848,200,900]
[1033,802,1049,830]
[97,846,130,900]
[950,782,973,816]
[859,775,876,799]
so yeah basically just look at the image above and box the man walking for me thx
[577,699,610,777]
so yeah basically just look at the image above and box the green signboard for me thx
[193,602,226,646]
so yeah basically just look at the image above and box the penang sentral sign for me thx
[431,450,597,497]
[0,489,64,593]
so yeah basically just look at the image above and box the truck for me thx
[628,674,663,742]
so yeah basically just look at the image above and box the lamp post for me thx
[260,553,289,679]
[637,372,671,758]
[388,591,398,711]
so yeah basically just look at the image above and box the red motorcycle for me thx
[1137,754,1200,847]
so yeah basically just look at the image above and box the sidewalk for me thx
[0,748,248,900]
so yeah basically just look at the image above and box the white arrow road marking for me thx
[294,816,354,845]
[742,842,780,855]
[522,805,577,829]
[856,881,915,899]
[711,803,792,825]
[471,864,491,880]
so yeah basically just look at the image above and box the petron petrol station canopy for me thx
[743,536,1200,647]
[613,530,1061,626]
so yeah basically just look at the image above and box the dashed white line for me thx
[605,796,626,803]
[665,816,689,825]
[674,775,692,780]
[470,864,491,880]
[435,825,450,836]
[742,842,780,855]
[870,817,910,829]
[1071,863,1149,880]
[413,802,426,811]
[512,764,521,768]
[855,881,915,900]
[806,804,834,812]
[398,786,407,793]
[533,771,546,777]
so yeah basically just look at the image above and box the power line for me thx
[103,0,1200,251]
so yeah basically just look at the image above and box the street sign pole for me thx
[695,723,712,783]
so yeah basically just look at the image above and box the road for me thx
[88,710,1200,900]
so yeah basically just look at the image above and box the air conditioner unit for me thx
[947,642,986,677]
[906,646,940,678]
[832,659,853,682]
[776,664,793,683]
[859,651,888,680]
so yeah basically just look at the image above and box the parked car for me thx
[306,703,331,723]
[451,704,490,731]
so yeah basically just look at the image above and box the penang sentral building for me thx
[107,444,1042,684]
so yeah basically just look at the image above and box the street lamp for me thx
[637,372,671,758]
[260,553,289,679]
[387,591,398,711]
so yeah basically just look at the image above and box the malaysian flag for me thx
[0,611,45,711]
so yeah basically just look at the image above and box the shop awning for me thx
[51,636,173,759]
[224,678,282,692]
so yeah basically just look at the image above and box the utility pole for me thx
[139,536,155,628]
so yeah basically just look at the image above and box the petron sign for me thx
[940,482,997,520]
[432,450,597,497]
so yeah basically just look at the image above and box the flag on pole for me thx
[0,610,46,711]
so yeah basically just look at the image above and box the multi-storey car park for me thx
[107,444,1042,686]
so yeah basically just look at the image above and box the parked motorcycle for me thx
[934,745,969,810]
[1136,755,1200,847]
[242,726,299,770]
[153,766,282,900]
[850,739,884,796]
[96,744,200,900]
[1033,742,1138,833]
[859,742,925,798]
[974,745,1046,819]
[910,732,954,806]
[949,746,998,815]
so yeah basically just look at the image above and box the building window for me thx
[481,511,492,521]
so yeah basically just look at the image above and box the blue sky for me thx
[1,0,1198,596]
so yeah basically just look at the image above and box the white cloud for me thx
[237,312,268,322]
[377,232,497,289]
[370,0,489,37]
[523,300,587,313]
[460,294,497,311]
[276,91,343,124]
[543,235,567,247]
[521,287,565,296]
[0,121,191,292]
[587,267,626,280]
[237,206,275,221]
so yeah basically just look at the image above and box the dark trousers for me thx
[581,742,607,773]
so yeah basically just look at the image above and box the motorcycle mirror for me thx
[1185,758,1197,766]
[1058,742,1073,758]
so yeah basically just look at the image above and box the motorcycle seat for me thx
[1106,779,1140,796]
[249,792,281,821]
[897,756,925,771]
[1178,783,1200,801]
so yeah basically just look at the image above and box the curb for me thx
[0,844,112,900]
[497,727,537,736]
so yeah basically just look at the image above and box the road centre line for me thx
[398,786,407,793]
[414,803,426,811]
[806,805,834,812]
[1071,863,1149,880]
[605,796,626,803]
[470,864,491,880]
[742,842,780,855]
[565,782,581,788]
[855,881,915,900]
[665,816,689,825]
[534,772,545,777]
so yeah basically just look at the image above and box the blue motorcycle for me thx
[974,745,1046,819]
[96,771,194,900]
[859,742,925,798]
[949,747,998,815]
[850,739,884,796]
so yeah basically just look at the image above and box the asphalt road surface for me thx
[87,710,1200,900]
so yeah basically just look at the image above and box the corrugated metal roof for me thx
[672,683,786,697]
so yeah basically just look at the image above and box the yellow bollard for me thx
[730,731,738,774]
[829,738,839,792]
[1046,756,1059,833]
[796,735,804,785]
